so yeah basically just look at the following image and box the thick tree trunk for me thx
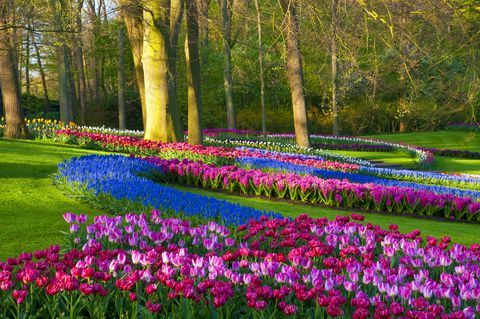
[219,0,236,129]
[331,0,339,135]
[0,28,29,139]
[30,33,51,111]
[280,0,309,147]
[254,0,266,134]
[186,0,203,145]
[143,0,173,141]
[124,8,146,130]
[117,15,126,130]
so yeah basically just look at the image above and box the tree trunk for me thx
[117,15,126,130]
[143,0,173,141]
[166,0,185,142]
[219,0,236,129]
[254,0,266,134]
[25,30,30,95]
[57,46,73,123]
[0,24,29,139]
[30,33,51,111]
[331,0,339,135]
[186,0,203,145]
[197,0,211,47]
[280,0,309,147]
[124,5,146,130]
[74,0,87,124]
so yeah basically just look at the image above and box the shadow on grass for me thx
[0,163,59,179]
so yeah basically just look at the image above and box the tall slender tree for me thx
[186,0,203,145]
[122,0,146,129]
[280,0,309,147]
[331,0,339,135]
[117,13,126,130]
[253,0,266,134]
[0,0,29,139]
[218,0,236,129]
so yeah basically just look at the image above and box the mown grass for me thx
[324,131,480,174]
[0,139,105,260]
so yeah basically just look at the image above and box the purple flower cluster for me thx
[1,212,479,318]
[144,157,480,221]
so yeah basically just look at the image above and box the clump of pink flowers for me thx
[0,211,479,318]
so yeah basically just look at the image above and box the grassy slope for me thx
[0,139,105,260]
[324,131,480,174]
[368,131,480,174]
[171,184,480,246]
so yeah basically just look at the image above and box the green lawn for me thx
[330,150,418,168]
[368,131,480,151]
[0,139,105,260]
[325,131,480,174]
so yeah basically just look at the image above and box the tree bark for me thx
[117,14,126,130]
[57,45,73,123]
[25,30,30,95]
[166,0,185,142]
[186,0,203,145]
[280,0,309,147]
[254,0,266,134]
[143,0,174,141]
[30,32,51,111]
[0,5,29,139]
[219,0,236,129]
[197,0,211,47]
[74,0,87,124]
[331,0,339,135]
[123,2,146,130]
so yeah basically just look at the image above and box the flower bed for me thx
[445,122,480,132]
[1,211,479,318]
[54,129,361,172]
[56,155,280,225]
[237,157,480,200]
[144,156,480,222]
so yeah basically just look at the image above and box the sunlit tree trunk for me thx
[186,0,203,145]
[142,0,173,141]
[0,2,29,139]
[280,0,309,147]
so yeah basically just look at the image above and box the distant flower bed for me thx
[1,211,479,318]
[53,129,361,172]
[445,122,480,132]
[237,157,480,200]
[144,156,480,222]
[210,134,435,168]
